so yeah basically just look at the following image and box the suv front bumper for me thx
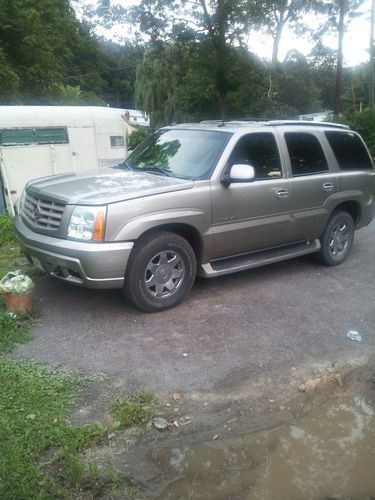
[14,216,134,289]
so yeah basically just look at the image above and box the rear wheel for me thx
[317,210,354,266]
[123,231,197,312]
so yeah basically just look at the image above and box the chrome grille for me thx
[23,191,66,229]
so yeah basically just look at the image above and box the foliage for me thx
[127,127,153,150]
[0,213,14,246]
[340,109,375,159]
[0,0,143,107]
[0,0,372,123]
[108,390,154,427]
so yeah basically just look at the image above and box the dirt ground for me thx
[11,222,375,496]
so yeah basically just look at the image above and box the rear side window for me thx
[229,133,282,179]
[285,133,328,176]
[325,131,373,170]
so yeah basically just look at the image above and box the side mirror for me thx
[221,164,256,185]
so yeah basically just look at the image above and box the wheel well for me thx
[333,201,361,225]
[138,224,203,263]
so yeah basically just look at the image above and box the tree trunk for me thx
[334,0,345,117]
[272,21,285,66]
[370,0,374,109]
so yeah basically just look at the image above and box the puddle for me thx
[131,394,375,499]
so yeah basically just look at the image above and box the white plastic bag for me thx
[0,270,34,294]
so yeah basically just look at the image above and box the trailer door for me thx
[68,127,99,172]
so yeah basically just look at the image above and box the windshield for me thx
[122,129,232,180]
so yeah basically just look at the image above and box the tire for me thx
[123,230,197,312]
[317,210,355,266]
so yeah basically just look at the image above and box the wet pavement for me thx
[128,391,375,499]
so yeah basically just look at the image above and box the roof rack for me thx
[266,120,350,130]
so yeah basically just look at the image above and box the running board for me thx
[199,239,320,278]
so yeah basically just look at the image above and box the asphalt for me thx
[13,222,375,399]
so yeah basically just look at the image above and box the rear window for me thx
[325,131,373,170]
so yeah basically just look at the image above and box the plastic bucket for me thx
[4,292,33,315]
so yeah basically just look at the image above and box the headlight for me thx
[67,206,106,241]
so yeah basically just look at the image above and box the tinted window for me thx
[1,129,34,145]
[325,131,373,170]
[35,127,68,144]
[0,127,68,146]
[285,133,328,176]
[229,133,282,179]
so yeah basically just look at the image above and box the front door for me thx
[211,132,291,260]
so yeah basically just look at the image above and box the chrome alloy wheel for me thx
[329,222,350,257]
[144,250,185,298]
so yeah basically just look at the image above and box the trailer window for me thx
[110,136,125,148]
[35,127,68,144]
[1,129,34,145]
[0,127,69,146]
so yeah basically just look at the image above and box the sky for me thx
[250,0,372,66]
[79,0,373,67]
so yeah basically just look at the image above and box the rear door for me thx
[282,131,338,241]
[210,132,292,259]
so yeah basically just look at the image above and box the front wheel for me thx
[317,210,355,266]
[123,231,197,312]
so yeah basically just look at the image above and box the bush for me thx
[340,109,375,159]
[0,212,14,246]
[127,127,152,150]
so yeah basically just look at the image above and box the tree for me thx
[261,0,310,65]
[0,0,137,105]
[96,0,267,119]
[310,0,365,116]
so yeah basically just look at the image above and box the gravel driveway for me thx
[13,223,375,399]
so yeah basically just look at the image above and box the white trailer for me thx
[0,106,129,214]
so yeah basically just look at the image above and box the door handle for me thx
[275,189,289,199]
[323,183,334,192]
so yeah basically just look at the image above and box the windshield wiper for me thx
[137,166,173,177]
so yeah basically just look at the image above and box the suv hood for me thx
[26,168,194,205]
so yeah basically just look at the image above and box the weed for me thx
[108,390,154,427]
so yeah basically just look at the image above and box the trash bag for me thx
[0,270,34,294]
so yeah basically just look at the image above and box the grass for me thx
[0,213,147,498]
[0,212,14,245]
[0,312,31,354]
[108,390,154,427]
[0,359,104,498]
[0,360,147,498]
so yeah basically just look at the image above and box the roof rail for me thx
[266,120,350,130]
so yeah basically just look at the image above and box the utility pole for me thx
[334,0,346,118]
[370,0,375,108]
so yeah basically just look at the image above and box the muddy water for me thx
[135,395,375,499]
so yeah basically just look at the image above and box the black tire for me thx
[317,210,355,266]
[123,230,197,312]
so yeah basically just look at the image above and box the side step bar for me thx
[199,239,320,278]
